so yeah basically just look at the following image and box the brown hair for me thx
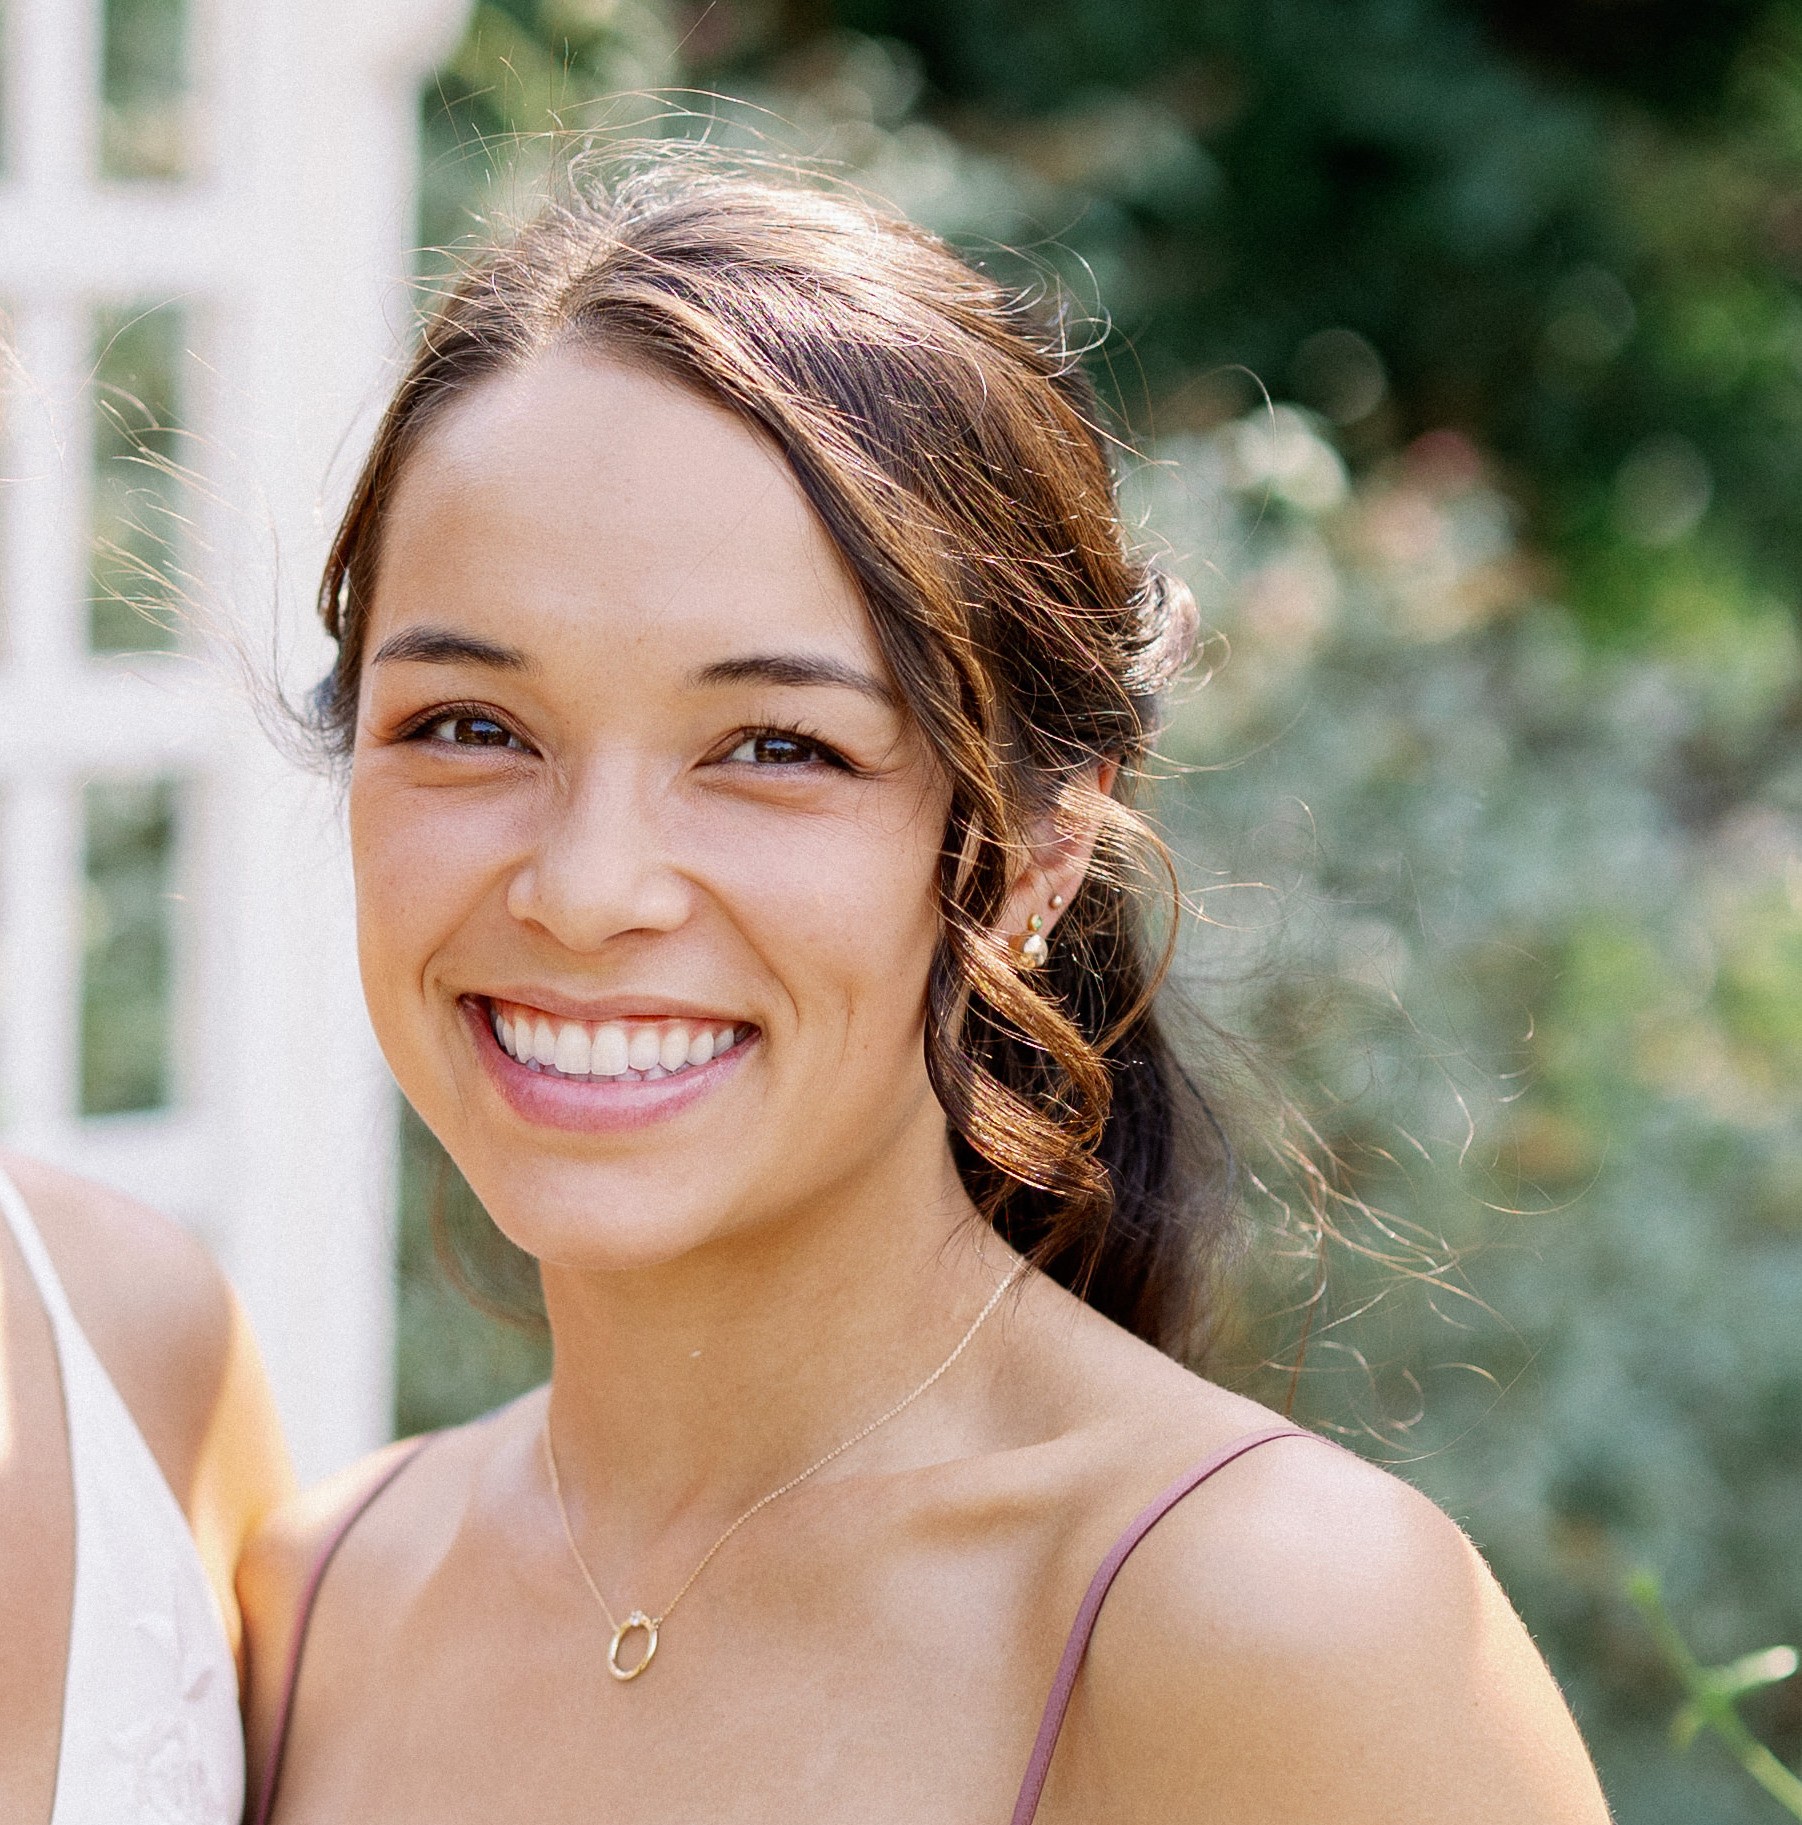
[316,151,1243,1356]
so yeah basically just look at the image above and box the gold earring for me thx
[1020,912,1049,969]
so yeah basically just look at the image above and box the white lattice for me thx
[0,0,473,1478]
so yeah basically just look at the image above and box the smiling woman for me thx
[239,155,1613,1824]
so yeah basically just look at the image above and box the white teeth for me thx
[591,1023,629,1076]
[554,1023,592,1075]
[492,1004,747,1082]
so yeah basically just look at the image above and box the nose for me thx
[505,758,693,953]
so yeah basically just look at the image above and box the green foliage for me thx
[418,0,676,265]
[807,0,1802,658]
[394,1103,548,1437]
[100,0,190,178]
[89,304,185,653]
[1629,1572,1802,1816]
[81,776,177,1117]
[1132,408,1802,1821]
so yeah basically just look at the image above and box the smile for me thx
[489,999,747,1083]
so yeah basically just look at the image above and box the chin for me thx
[475,1163,768,1276]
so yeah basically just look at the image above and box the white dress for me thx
[0,1165,243,1824]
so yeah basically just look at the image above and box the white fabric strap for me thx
[0,1162,244,1825]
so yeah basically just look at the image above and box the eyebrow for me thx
[691,653,894,703]
[370,626,534,671]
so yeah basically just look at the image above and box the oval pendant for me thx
[608,1611,659,1681]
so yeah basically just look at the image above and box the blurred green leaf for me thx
[1629,1571,1802,1817]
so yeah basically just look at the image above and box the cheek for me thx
[347,763,513,1007]
[707,792,945,1053]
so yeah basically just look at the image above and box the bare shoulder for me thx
[238,1401,510,1634]
[1066,1415,1611,1822]
[238,1424,464,1632]
[7,1149,231,1446]
[7,1149,294,1642]
[238,1432,440,1786]
[237,1438,419,1623]
[238,1406,516,1791]
[1003,1291,1608,1821]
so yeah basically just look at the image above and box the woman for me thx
[242,161,1612,1822]
[0,1150,290,1823]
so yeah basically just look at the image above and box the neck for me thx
[538,1139,1018,1581]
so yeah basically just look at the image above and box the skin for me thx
[0,1152,293,1820]
[239,350,1613,1823]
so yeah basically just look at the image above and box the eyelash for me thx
[394,705,857,773]
[395,703,529,751]
[721,724,857,772]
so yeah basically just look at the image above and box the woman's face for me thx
[349,350,955,1270]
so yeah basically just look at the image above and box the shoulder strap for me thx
[253,1435,433,1825]
[1008,1424,1313,1825]
[0,1159,83,1353]
[0,1152,223,1565]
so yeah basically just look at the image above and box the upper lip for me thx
[470,989,755,1027]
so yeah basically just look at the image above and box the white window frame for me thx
[0,0,474,1478]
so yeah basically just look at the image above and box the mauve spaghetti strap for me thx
[252,1435,433,1825]
[253,1423,1308,1825]
[1008,1423,1314,1825]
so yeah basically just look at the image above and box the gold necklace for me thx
[542,1257,1028,1682]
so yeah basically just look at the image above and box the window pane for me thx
[81,776,178,1116]
[100,0,190,180]
[90,304,185,653]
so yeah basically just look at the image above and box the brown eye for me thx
[726,732,824,766]
[421,714,523,749]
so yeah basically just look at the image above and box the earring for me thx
[1049,893,1066,911]
[1019,912,1050,969]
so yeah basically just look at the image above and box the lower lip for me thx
[462,999,757,1134]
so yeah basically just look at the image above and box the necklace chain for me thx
[542,1257,1027,1679]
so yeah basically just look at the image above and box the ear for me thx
[996,761,1119,953]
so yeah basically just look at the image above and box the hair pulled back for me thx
[316,152,1240,1356]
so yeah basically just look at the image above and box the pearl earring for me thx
[1020,912,1049,969]
[1049,894,1065,911]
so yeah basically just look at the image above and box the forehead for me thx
[371,346,880,671]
